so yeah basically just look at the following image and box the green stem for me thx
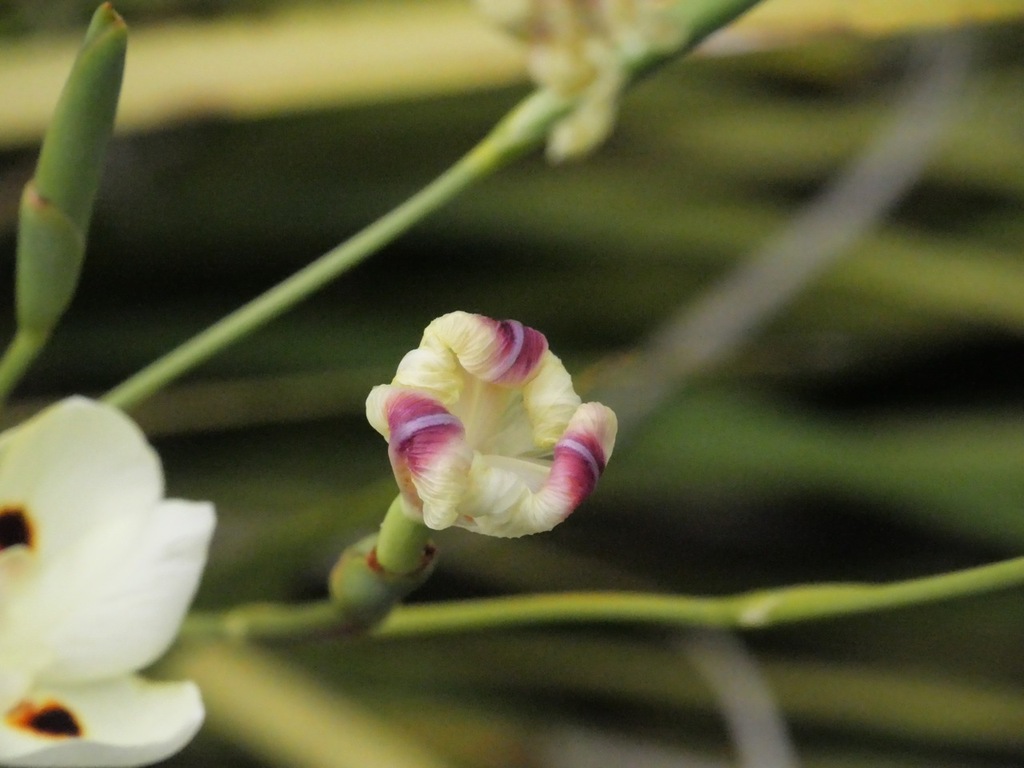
[0,330,47,408]
[101,92,560,412]
[100,0,765,411]
[183,600,341,642]
[375,496,433,576]
[182,554,1024,642]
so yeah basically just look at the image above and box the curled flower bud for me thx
[475,0,687,160]
[367,312,617,538]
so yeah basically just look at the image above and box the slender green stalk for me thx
[375,496,432,576]
[0,330,47,406]
[184,600,341,642]
[182,554,1024,642]
[381,554,1024,635]
[101,117,523,411]
[102,0,765,411]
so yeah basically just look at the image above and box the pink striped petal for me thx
[456,403,618,538]
[543,403,617,513]
[423,312,548,386]
[481,317,549,385]
[391,312,581,449]
[368,387,472,530]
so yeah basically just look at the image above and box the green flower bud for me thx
[15,3,126,336]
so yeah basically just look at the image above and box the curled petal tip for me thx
[480,317,548,384]
[568,402,618,463]
[386,392,465,478]
[423,312,549,386]
[548,403,617,512]
[376,388,471,530]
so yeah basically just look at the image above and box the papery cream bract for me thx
[0,397,214,767]
[475,0,687,160]
[367,312,617,538]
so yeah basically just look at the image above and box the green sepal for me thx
[328,534,437,633]
[10,3,125,352]
[15,184,86,334]
[33,3,126,234]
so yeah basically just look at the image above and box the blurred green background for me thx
[2,1,1024,766]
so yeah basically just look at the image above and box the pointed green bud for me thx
[33,3,127,233]
[15,4,126,336]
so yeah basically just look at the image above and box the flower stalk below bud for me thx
[328,510,436,634]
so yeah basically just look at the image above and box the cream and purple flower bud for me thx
[475,0,687,160]
[367,312,617,538]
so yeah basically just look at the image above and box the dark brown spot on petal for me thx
[6,700,82,738]
[0,506,32,551]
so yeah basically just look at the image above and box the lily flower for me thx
[367,312,617,538]
[0,397,214,767]
[475,0,687,160]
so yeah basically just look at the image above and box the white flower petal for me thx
[0,398,214,683]
[452,404,617,537]
[0,671,30,717]
[0,398,161,565]
[366,384,403,440]
[413,447,474,531]
[43,499,215,682]
[521,352,582,447]
[0,398,211,766]
[420,312,496,379]
[455,454,548,537]
[392,347,462,407]
[0,676,203,767]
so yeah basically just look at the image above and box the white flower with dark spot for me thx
[367,312,617,538]
[0,397,214,767]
